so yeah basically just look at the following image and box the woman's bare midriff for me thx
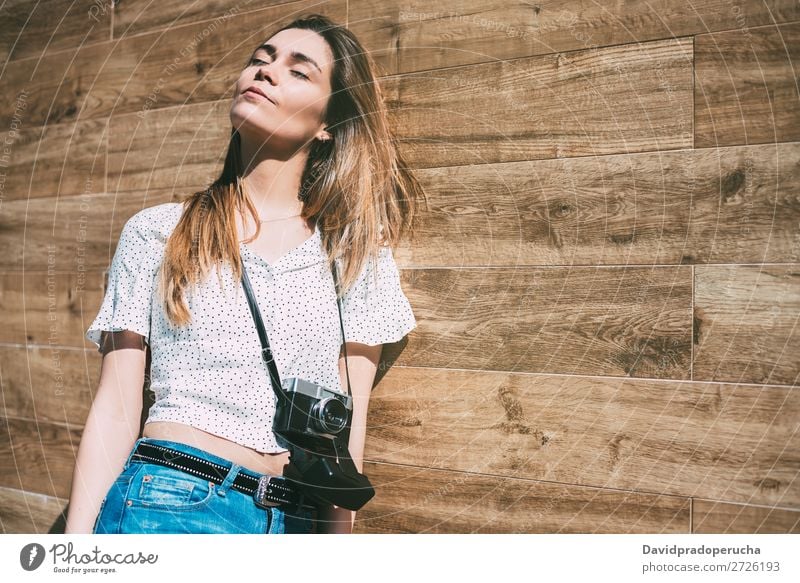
[141,421,291,477]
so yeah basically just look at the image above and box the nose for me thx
[254,63,276,85]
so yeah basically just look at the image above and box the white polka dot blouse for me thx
[85,202,418,453]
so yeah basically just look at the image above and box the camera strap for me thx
[240,254,377,511]
[239,257,353,399]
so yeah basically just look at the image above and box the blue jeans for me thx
[92,437,317,534]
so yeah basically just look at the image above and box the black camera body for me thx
[273,377,375,511]
[274,377,352,454]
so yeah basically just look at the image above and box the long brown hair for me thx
[157,13,426,327]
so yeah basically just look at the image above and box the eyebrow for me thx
[253,43,323,75]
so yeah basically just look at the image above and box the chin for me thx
[230,109,274,135]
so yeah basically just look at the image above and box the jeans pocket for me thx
[93,468,141,534]
[129,465,215,511]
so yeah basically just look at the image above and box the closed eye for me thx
[249,58,310,80]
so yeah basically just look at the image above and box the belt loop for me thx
[123,438,146,470]
[217,463,241,497]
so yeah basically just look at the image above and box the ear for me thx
[316,127,332,142]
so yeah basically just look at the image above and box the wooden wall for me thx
[1,0,798,534]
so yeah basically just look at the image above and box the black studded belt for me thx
[130,440,315,511]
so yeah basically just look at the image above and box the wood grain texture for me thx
[0,45,108,129]
[0,269,107,347]
[405,142,800,267]
[0,189,176,272]
[692,499,800,533]
[401,265,692,379]
[696,22,800,148]
[0,417,80,498]
[350,0,800,75]
[108,101,231,193]
[356,461,690,533]
[0,345,99,428]
[0,0,111,63]
[112,0,299,39]
[694,265,800,386]
[365,367,800,507]
[0,486,67,534]
[386,37,693,169]
[0,117,107,201]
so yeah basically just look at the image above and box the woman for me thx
[64,13,424,534]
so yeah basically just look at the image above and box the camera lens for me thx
[311,397,348,434]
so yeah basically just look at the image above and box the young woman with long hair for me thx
[64,13,424,535]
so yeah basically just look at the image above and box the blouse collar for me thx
[239,222,325,273]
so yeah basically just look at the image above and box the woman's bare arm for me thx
[316,342,382,534]
[63,331,147,534]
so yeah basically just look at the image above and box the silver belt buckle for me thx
[254,475,282,508]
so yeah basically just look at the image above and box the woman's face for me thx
[230,28,334,152]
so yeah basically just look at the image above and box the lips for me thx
[243,85,275,104]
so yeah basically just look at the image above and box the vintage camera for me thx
[274,377,351,453]
[273,377,375,510]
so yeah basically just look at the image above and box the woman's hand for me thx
[316,504,355,534]
[318,341,382,534]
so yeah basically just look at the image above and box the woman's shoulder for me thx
[123,201,185,246]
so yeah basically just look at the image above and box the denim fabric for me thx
[92,437,316,534]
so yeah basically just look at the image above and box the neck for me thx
[239,135,308,218]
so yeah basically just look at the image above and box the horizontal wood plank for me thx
[0,0,111,63]
[113,0,298,39]
[402,264,692,379]
[0,117,107,201]
[351,0,800,75]
[405,142,800,267]
[387,38,693,168]
[693,498,800,533]
[0,417,81,498]
[0,189,175,271]
[0,345,99,428]
[696,22,800,148]
[365,367,800,507]
[694,265,800,385]
[0,45,108,129]
[108,101,231,193]
[357,461,690,533]
[0,269,106,347]
[0,486,67,534]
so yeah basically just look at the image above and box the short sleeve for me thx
[338,246,417,346]
[85,211,161,351]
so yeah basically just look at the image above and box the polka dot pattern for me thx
[85,202,418,453]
